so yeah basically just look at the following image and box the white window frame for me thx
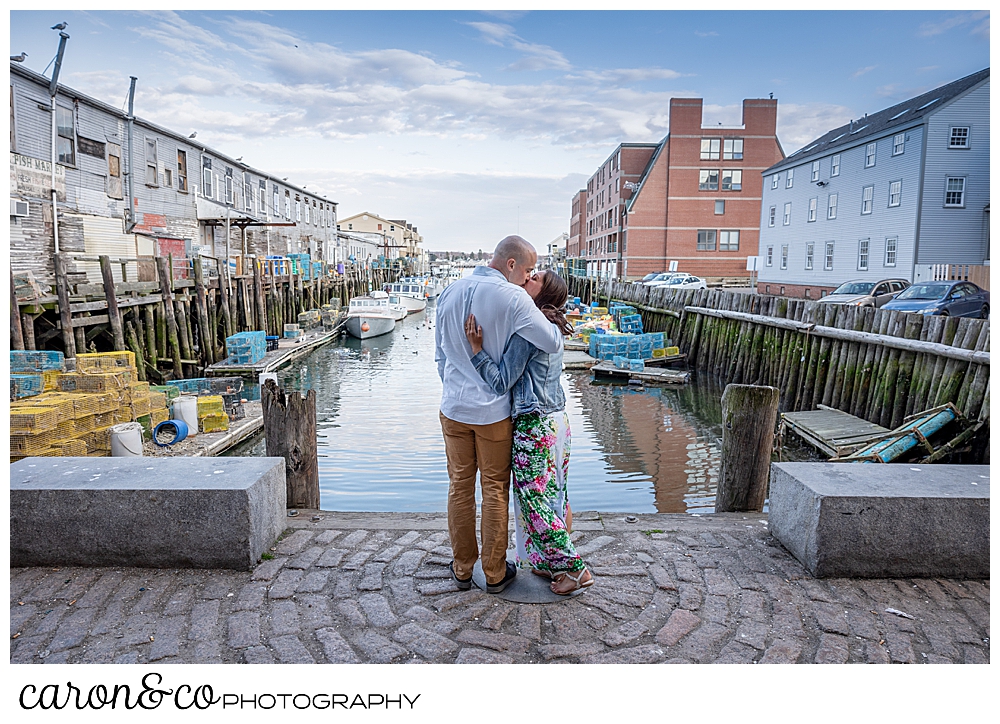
[721,169,742,191]
[696,229,717,251]
[884,236,897,267]
[825,241,835,271]
[808,197,817,222]
[785,168,794,188]
[858,238,870,271]
[719,230,740,251]
[284,194,291,219]
[888,180,902,208]
[944,177,966,207]
[811,161,820,182]
[828,193,838,219]
[699,169,719,191]
[865,142,876,168]
[766,246,773,267]
[805,243,814,270]
[831,154,840,177]
[714,200,725,215]
[202,158,213,199]
[780,245,788,270]
[892,133,905,155]
[295,200,301,222]
[768,205,776,227]
[55,104,76,166]
[700,138,720,160]
[259,181,267,217]
[771,174,779,190]
[783,202,791,225]
[723,138,743,160]
[144,137,158,186]
[244,175,253,212]
[948,127,970,149]
[861,185,874,215]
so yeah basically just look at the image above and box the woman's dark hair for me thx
[534,271,574,336]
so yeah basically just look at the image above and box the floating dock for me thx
[780,406,891,458]
[205,315,346,377]
[563,350,598,370]
[590,361,690,385]
[142,402,264,457]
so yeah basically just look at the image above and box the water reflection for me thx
[227,305,816,514]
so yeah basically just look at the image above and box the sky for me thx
[9,7,991,253]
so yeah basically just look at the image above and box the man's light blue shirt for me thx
[434,266,563,425]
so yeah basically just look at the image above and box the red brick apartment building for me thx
[570,98,784,281]
[568,189,586,259]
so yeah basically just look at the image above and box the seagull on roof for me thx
[188,132,197,138]
[236,156,243,162]
[51,22,67,30]
[10,52,27,62]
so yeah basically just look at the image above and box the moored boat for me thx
[382,281,428,313]
[345,293,397,339]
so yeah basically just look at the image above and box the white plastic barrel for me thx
[172,395,199,437]
[110,422,144,457]
[259,372,278,388]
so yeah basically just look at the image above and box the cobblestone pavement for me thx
[10,512,989,664]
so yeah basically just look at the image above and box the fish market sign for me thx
[10,153,65,201]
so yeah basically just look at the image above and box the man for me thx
[434,236,564,593]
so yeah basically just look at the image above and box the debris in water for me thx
[885,607,915,620]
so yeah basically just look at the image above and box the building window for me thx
[780,286,785,295]
[699,169,719,191]
[295,200,301,222]
[700,138,720,160]
[811,161,820,182]
[865,142,876,168]
[696,229,717,251]
[714,200,725,215]
[273,186,279,215]
[768,206,776,227]
[945,177,966,207]
[766,246,773,266]
[808,197,817,222]
[224,172,233,205]
[55,105,75,166]
[721,169,742,191]
[828,193,838,219]
[885,236,897,266]
[202,157,212,198]
[858,238,870,271]
[723,139,743,160]
[888,180,902,207]
[805,288,811,298]
[783,202,791,225]
[771,174,779,190]
[177,150,188,192]
[861,185,874,215]
[805,243,814,270]
[244,175,253,212]
[949,127,970,148]
[786,169,794,188]
[825,241,835,270]
[780,245,788,269]
[144,138,158,186]
[893,133,905,155]
[259,181,267,216]
[164,167,172,188]
[831,154,840,177]
[284,192,291,219]
[305,204,310,225]
[719,230,740,251]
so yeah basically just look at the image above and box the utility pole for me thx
[48,30,69,254]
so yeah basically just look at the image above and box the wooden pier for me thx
[205,315,346,377]
[780,406,891,458]
[590,361,690,385]
[142,402,264,458]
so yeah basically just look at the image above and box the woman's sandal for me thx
[531,568,551,579]
[550,568,594,596]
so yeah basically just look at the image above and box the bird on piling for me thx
[51,22,67,30]
[10,52,27,62]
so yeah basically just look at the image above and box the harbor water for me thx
[227,300,818,513]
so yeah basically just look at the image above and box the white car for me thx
[657,274,707,290]
[644,273,685,287]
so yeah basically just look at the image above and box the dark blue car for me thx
[882,280,990,318]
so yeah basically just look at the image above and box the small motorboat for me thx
[345,293,397,339]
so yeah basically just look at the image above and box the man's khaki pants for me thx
[439,412,513,585]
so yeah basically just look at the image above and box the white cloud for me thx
[918,11,989,39]
[464,20,571,71]
[852,65,877,78]
[694,31,718,37]
[776,103,855,152]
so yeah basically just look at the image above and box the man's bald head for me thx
[489,235,537,286]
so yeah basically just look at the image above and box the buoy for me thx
[153,419,189,447]
[361,322,370,332]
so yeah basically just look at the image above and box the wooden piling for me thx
[144,304,157,368]
[125,320,146,383]
[99,255,127,352]
[715,384,779,513]
[192,257,215,366]
[253,259,266,334]
[261,380,320,510]
[54,252,77,358]
[11,268,25,350]
[21,313,36,350]
[155,256,184,378]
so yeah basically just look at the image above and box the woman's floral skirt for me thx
[511,410,583,574]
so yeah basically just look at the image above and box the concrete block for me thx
[10,457,287,570]
[768,463,989,578]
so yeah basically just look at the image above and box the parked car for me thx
[638,273,660,283]
[882,280,990,318]
[817,278,910,307]
[657,274,707,290]
[642,272,681,286]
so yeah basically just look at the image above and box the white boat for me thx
[382,281,428,313]
[400,275,445,299]
[345,293,397,339]
[385,294,408,321]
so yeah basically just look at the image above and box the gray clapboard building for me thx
[757,68,989,299]
[10,62,338,289]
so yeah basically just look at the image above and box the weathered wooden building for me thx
[10,62,338,290]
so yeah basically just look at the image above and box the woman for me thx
[464,271,593,595]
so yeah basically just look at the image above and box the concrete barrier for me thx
[10,457,286,570]
[768,462,989,579]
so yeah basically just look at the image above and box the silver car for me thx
[817,278,909,307]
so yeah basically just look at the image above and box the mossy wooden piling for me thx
[567,277,990,434]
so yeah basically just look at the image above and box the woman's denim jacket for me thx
[470,333,565,418]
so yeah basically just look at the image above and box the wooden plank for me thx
[74,279,195,296]
[70,314,110,328]
[781,408,891,457]
[590,361,690,385]
[70,295,163,313]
